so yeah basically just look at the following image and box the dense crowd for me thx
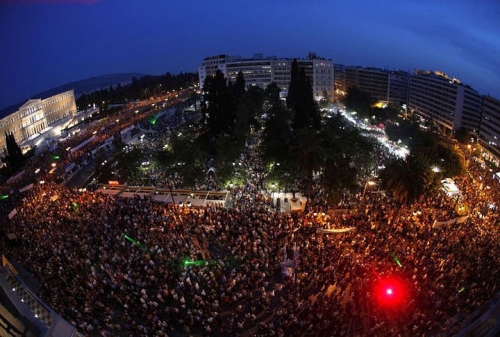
[1,102,500,336]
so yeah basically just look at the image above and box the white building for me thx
[199,53,334,101]
[0,90,77,154]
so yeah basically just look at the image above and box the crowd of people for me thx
[1,101,500,336]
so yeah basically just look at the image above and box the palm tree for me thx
[380,154,431,207]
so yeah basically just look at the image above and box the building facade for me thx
[344,67,410,105]
[199,53,334,101]
[388,72,410,106]
[333,64,346,101]
[345,67,389,103]
[479,95,500,160]
[0,90,77,154]
[409,70,482,137]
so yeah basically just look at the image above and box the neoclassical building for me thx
[0,90,77,154]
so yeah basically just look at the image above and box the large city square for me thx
[0,72,500,336]
[2,1,500,336]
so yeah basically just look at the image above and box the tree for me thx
[233,95,252,144]
[411,132,465,178]
[454,127,471,143]
[385,118,420,148]
[319,89,331,108]
[320,114,374,203]
[261,101,292,168]
[245,85,265,132]
[233,71,246,105]
[264,82,282,109]
[343,86,374,119]
[379,154,431,207]
[292,68,320,130]
[290,128,325,198]
[4,132,24,171]
[286,59,300,110]
[202,70,236,147]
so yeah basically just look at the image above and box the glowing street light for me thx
[363,180,376,198]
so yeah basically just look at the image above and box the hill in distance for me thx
[0,73,147,118]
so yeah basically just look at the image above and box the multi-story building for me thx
[0,90,77,154]
[333,64,346,101]
[225,54,273,89]
[198,54,227,88]
[344,67,410,106]
[345,67,389,103]
[199,53,334,101]
[409,70,482,137]
[479,95,500,160]
[388,72,410,106]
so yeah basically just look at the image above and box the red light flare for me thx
[373,276,408,309]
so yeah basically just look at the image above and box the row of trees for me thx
[150,63,375,201]
[341,85,467,207]
[381,122,465,207]
[76,72,198,112]
[99,67,466,210]
[343,85,400,124]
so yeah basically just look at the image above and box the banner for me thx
[432,215,469,228]
[8,209,17,220]
[2,255,18,276]
[316,227,356,234]
[70,135,97,153]
[7,170,25,183]
[19,183,34,193]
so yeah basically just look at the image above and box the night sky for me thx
[1,0,499,109]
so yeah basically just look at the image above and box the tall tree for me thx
[290,128,325,198]
[286,61,320,130]
[233,71,246,105]
[286,59,300,110]
[265,82,282,109]
[343,86,374,119]
[261,102,292,168]
[246,86,265,131]
[4,132,24,171]
[202,70,236,140]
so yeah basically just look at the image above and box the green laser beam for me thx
[123,235,137,244]
[182,259,205,267]
[391,251,402,268]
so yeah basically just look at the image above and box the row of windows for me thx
[19,93,73,118]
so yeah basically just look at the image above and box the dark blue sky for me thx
[1,0,499,109]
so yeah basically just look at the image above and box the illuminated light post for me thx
[363,180,376,198]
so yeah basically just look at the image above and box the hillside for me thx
[0,73,147,118]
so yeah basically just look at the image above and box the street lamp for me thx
[363,181,376,198]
